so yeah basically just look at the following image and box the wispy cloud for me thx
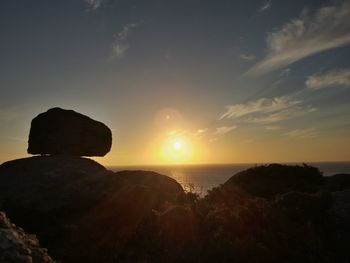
[239,53,256,61]
[220,96,301,119]
[306,68,350,90]
[220,95,315,124]
[259,0,272,12]
[285,128,318,139]
[247,1,350,76]
[271,68,292,87]
[264,125,282,130]
[246,107,315,124]
[84,0,104,10]
[215,126,237,135]
[193,128,208,138]
[167,130,188,136]
[110,23,138,60]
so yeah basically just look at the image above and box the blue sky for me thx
[0,0,349,165]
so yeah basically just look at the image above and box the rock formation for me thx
[0,211,55,263]
[0,107,188,262]
[1,107,350,262]
[28,107,112,156]
[0,155,185,263]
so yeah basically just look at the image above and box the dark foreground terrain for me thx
[0,156,350,263]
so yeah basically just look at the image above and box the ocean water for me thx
[109,162,350,196]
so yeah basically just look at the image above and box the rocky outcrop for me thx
[224,164,324,198]
[0,155,184,263]
[324,173,350,192]
[0,211,55,263]
[28,107,112,156]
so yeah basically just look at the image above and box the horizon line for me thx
[105,160,350,167]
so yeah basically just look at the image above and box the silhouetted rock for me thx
[224,164,323,198]
[0,155,184,263]
[0,211,55,263]
[28,107,112,156]
[324,173,350,192]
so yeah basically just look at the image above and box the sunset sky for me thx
[0,0,350,165]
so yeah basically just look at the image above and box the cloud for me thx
[264,125,282,130]
[215,126,237,135]
[193,128,208,138]
[240,54,256,61]
[285,128,318,139]
[271,68,292,87]
[259,0,272,12]
[220,96,301,119]
[247,1,350,76]
[246,106,315,124]
[167,130,188,136]
[111,44,129,59]
[220,95,315,124]
[84,0,104,10]
[110,23,138,60]
[306,68,350,90]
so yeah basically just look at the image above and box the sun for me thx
[162,137,193,163]
[173,141,182,150]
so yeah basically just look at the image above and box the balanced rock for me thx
[28,107,112,156]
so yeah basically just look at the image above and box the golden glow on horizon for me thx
[86,108,350,167]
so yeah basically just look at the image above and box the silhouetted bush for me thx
[224,164,324,198]
[324,173,350,192]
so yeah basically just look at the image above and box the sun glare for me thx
[173,141,182,150]
[162,137,193,163]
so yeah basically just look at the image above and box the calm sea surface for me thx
[109,162,350,196]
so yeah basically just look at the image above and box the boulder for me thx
[0,211,55,263]
[28,107,112,156]
[224,164,323,198]
[0,156,184,263]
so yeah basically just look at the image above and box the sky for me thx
[0,0,350,165]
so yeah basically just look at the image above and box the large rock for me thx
[0,211,55,263]
[0,156,184,263]
[28,107,112,156]
[224,164,323,198]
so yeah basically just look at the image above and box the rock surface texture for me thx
[0,211,55,263]
[27,107,112,156]
[0,155,185,263]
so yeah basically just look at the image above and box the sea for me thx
[109,162,350,196]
